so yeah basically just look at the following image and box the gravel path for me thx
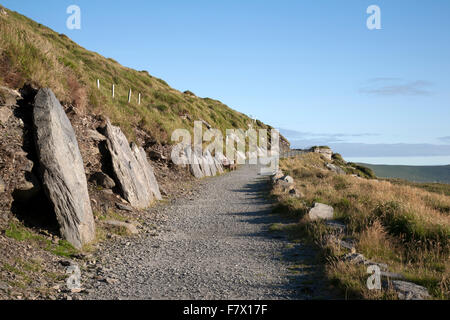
[84,165,329,300]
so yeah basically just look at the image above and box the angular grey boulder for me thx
[200,156,212,177]
[326,163,346,175]
[205,151,217,176]
[213,157,224,174]
[90,172,115,189]
[33,88,95,249]
[185,146,204,179]
[104,119,156,209]
[131,143,162,201]
[103,220,138,235]
[308,202,334,220]
[392,280,430,300]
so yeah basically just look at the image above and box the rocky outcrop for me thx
[104,119,160,209]
[214,157,224,174]
[131,143,162,201]
[311,146,332,161]
[200,156,212,177]
[308,203,334,220]
[185,147,204,179]
[103,220,138,235]
[392,280,430,300]
[33,88,95,249]
[89,172,115,189]
[205,151,217,176]
[326,163,346,175]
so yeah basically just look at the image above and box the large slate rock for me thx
[200,156,212,177]
[104,119,155,209]
[311,147,333,160]
[392,280,430,300]
[308,203,334,220]
[89,172,115,189]
[33,88,95,249]
[205,151,217,176]
[103,220,138,235]
[131,143,162,200]
[213,157,224,174]
[185,146,204,179]
[326,163,346,175]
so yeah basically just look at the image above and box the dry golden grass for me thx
[272,153,450,299]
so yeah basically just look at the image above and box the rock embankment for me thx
[33,88,95,249]
[1,86,165,250]
[180,145,228,180]
[104,119,161,209]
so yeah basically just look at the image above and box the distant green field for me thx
[360,163,450,184]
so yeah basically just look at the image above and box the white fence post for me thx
[128,89,132,103]
[138,93,141,105]
[112,84,115,99]
[97,79,100,89]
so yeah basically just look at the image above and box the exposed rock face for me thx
[308,203,334,220]
[311,147,332,160]
[214,157,224,174]
[200,156,212,177]
[33,88,95,249]
[103,220,138,235]
[131,143,162,201]
[205,152,217,176]
[89,172,115,189]
[326,163,346,175]
[103,119,157,209]
[274,179,294,192]
[185,147,204,179]
[87,129,106,142]
[115,203,133,212]
[392,280,430,300]
[12,172,40,202]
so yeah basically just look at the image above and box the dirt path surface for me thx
[84,165,330,300]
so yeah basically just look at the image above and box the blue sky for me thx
[2,0,450,162]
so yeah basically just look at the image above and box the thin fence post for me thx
[97,79,100,89]
[128,89,132,103]
[112,84,115,99]
[138,93,141,105]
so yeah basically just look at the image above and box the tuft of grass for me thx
[5,221,79,257]
[5,221,35,241]
[45,240,77,257]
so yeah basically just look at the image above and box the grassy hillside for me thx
[272,153,450,299]
[361,163,450,184]
[0,5,285,145]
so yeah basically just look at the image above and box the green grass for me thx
[0,5,287,146]
[5,221,78,257]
